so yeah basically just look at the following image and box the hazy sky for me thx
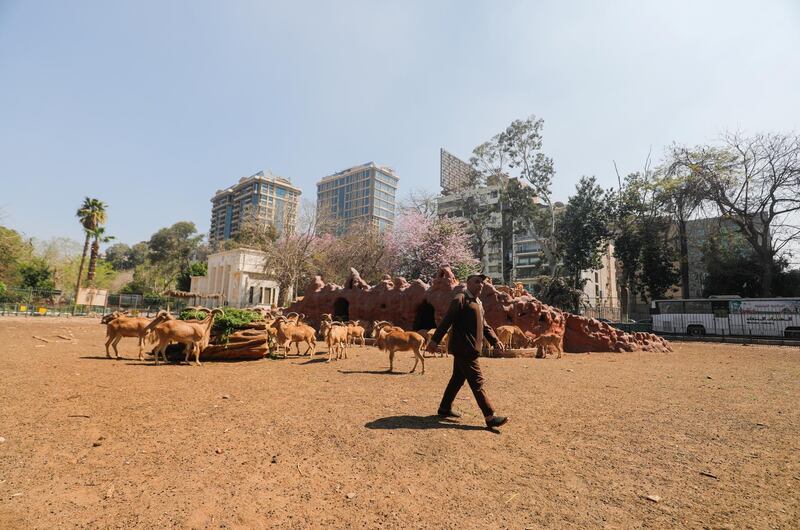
[1,0,798,246]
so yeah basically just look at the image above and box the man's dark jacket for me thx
[431,290,500,358]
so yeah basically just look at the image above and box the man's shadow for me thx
[365,415,492,432]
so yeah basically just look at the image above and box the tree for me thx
[638,219,679,300]
[177,261,208,291]
[702,234,800,297]
[87,226,114,283]
[0,226,33,286]
[74,197,108,295]
[660,149,707,297]
[677,132,800,295]
[529,275,583,312]
[398,188,439,220]
[105,243,132,270]
[255,202,320,306]
[147,221,204,291]
[128,242,150,269]
[312,220,395,285]
[469,115,557,277]
[497,116,558,275]
[387,211,478,282]
[558,176,613,293]
[32,236,83,291]
[18,258,55,291]
[460,195,493,264]
[612,170,678,308]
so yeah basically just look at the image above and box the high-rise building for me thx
[437,183,506,282]
[316,162,398,234]
[209,170,301,248]
[440,148,473,193]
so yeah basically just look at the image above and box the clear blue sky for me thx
[1,0,798,246]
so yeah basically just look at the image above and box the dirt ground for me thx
[0,318,798,529]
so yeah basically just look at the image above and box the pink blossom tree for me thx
[387,211,479,282]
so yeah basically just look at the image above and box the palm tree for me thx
[74,198,108,297]
[87,226,114,283]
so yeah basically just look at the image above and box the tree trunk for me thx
[87,238,99,282]
[761,254,773,297]
[74,233,90,300]
[678,218,690,298]
[548,202,558,277]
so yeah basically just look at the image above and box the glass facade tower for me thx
[316,162,398,234]
[209,170,301,248]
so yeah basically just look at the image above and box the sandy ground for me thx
[0,317,798,529]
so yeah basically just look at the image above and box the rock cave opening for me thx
[413,300,437,331]
[333,298,350,322]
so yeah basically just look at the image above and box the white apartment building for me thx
[436,184,506,283]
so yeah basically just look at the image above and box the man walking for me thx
[426,274,508,429]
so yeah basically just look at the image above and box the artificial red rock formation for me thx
[288,266,671,354]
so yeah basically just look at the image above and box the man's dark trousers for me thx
[439,354,494,417]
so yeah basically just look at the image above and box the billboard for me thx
[76,287,108,307]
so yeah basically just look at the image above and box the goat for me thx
[531,333,563,358]
[146,308,222,365]
[270,316,316,358]
[320,320,349,362]
[103,312,160,360]
[100,310,129,325]
[496,325,533,350]
[345,320,366,347]
[370,321,426,374]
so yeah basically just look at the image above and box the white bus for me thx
[650,297,800,339]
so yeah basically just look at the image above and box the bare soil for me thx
[1,317,798,529]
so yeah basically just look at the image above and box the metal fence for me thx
[0,288,197,318]
[582,306,622,322]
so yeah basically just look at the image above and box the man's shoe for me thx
[485,415,509,428]
[437,408,461,418]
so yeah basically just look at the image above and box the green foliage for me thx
[147,222,204,291]
[0,281,6,297]
[105,243,132,270]
[529,275,583,313]
[638,220,679,300]
[179,308,263,342]
[702,236,800,297]
[177,261,209,291]
[76,197,108,232]
[558,176,613,288]
[613,171,678,303]
[18,258,56,291]
[0,225,32,286]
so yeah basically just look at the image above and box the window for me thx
[685,301,712,314]
[658,301,685,314]
[711,300,730,318]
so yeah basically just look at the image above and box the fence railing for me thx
[0,288,198,318]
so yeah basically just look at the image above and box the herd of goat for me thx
[100,307,563,371]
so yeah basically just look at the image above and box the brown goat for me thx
[271,317,316,358]
[320,321,349,362]
[103,312,159,360]
[531,333,563,358]
[370,321,426,374]
[146,309,222,365]
[346,320,366,347]
[496,325,533,350]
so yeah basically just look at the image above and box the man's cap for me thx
[467,273,490,282]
